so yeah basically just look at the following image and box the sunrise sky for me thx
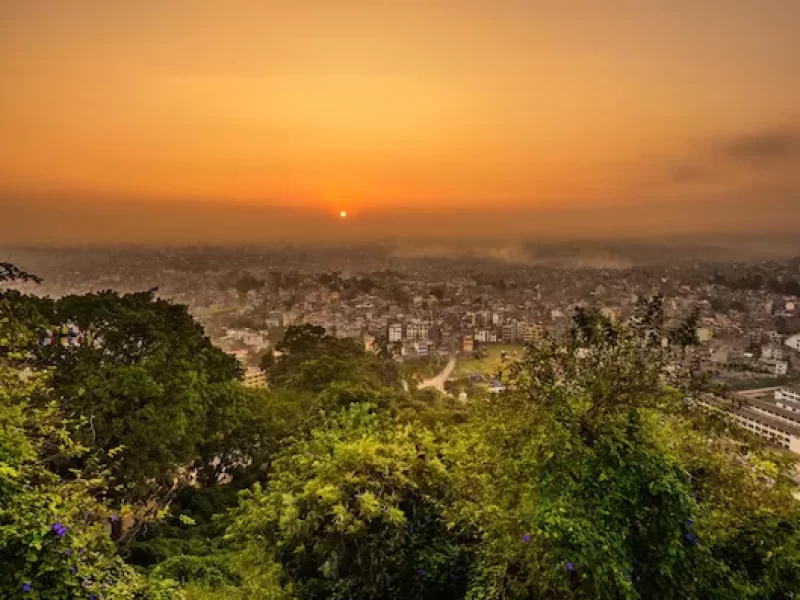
[2,1,800,244]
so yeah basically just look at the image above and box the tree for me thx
[0,262,42,284]
[266,325,400,393]
[0,265,176,598]
[3,289,241,501]
[230,404,468,600]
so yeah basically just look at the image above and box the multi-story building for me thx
[388,323,403,343]
[502,322,517,343]
[762,359,788,376]
[702,395,800,453]
[517,322,544,343]
[475,330,497,343]
[761,344,786,361]
[463,335,474,352]
[776,388,800,405]
[406,321,429,341]
[243,367,267,388]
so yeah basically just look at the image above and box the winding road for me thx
[418,356,457,392]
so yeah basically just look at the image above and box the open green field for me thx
[454,343,524,378]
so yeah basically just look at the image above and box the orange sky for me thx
[2,1,800,243]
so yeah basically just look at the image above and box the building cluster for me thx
[713,387,800,453]
[11,246,800,422]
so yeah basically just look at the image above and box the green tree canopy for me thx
[2,289,241,500]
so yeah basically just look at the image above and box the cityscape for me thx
[3,1,800,598]
[7,241,800,450]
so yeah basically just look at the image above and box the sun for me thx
[339,210,347,218]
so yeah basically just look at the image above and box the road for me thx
[418,356,456,392]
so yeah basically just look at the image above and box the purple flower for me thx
[65,548,72,557]
[70,566,78,574]
[566,562,574,572]
[52,522,68,537]
[686,518,693,527]
[22,582,31,592]
[417,569,425,577]
[522,533,531,543]
[83,578,93,588]
[424,515,431,522]
[110,514,119,523]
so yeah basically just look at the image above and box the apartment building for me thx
[243,367,267,388]
[406,321,430,341]
[517,322,544,343]
[388,323,403,343]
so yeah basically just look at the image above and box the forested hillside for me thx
[2,263,799,599]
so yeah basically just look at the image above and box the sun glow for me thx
[340,210,347,218]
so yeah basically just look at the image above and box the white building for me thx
[762,359,788,376]
[776,388,800,405]
[761,344,785,361]
[729,407,800,453]
[475,330,497,343]
[703,396,800,453]
[785,334,800,353]
[388,323,403,343]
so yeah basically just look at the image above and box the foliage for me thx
[230,404,469,600]
[1,270,177,599]
[4,262,800,599]
[2,289,241,500]
[266,324,400,394]
[0,262,42,284]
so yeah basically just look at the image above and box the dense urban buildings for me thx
[5,242,800,448]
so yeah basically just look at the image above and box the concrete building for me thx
[762,359,788,376]
[463,335,474,352]
[243,367,267,388]
[776,388,800,405]
[501,322,517,343]
[761,344,786,361]
[786,334,800,353]
[703,396,800,453]
[388,323,403,343]
[406,321,430,341]
[730,407,800,452]
[475,330,497,343]
[517,322,544,343]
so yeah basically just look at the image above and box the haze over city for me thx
[2,1,800,244]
